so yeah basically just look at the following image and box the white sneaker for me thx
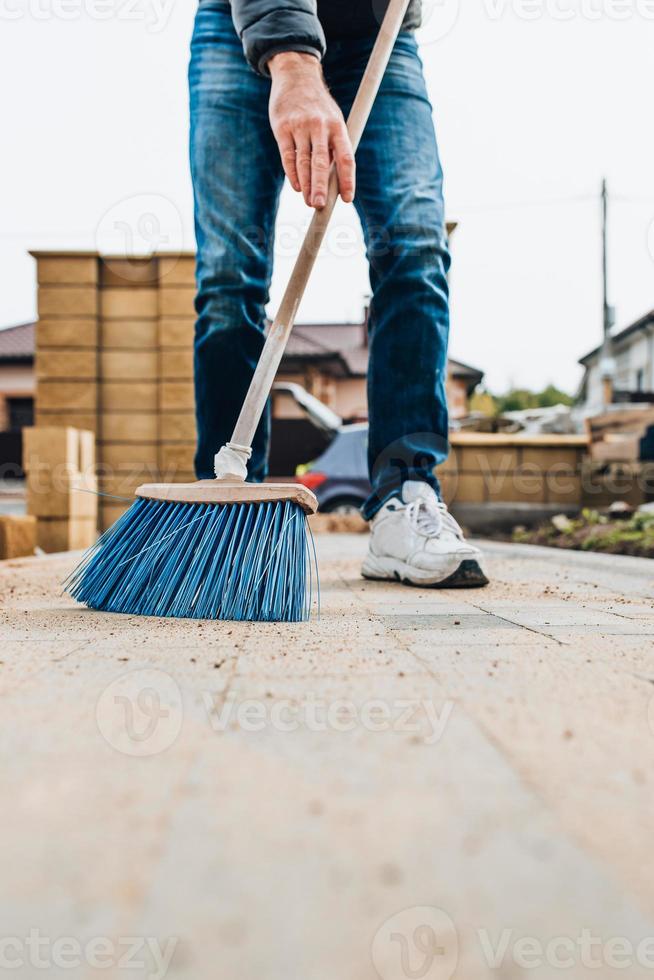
[362,481,488,588]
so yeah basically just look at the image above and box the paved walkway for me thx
[1,537,654,979]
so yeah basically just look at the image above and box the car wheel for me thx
[322,497,364,516]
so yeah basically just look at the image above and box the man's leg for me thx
[189,2,284,481]
[325,36,487,586]
[325,34,450,520]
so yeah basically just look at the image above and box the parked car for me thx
[296,423,370,514]
[270,382,370,513]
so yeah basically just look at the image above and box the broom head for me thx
[65,481,318,622]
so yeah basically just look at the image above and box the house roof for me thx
[448,358,485,384]
[0,322,35,363]
[284,321,484,390]
[579,309,654,366]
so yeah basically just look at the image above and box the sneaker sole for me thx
[362,557,489,589]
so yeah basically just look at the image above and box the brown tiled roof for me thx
[287,323,367,356]
[0,322,35,362]
[284,322,484,387]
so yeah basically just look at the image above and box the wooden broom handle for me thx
[228,0,411,453]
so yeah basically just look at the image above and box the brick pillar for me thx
[97,257,160,530]
[32,250,200,533]
[158,255,197,481]
[33,253,100,434]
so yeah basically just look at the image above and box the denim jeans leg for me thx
[189,3,284,481]
[326,35,451,520]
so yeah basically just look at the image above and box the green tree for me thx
[495,384,573,414]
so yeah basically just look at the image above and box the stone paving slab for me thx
[0,536,653,979]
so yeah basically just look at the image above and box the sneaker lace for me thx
[406,499,464,540]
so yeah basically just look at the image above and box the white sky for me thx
[1,0,653,393]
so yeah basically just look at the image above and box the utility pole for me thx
[599,178,616,407]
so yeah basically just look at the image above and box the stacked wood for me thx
[585,408,654,463]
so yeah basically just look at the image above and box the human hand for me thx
[268,51,355,209]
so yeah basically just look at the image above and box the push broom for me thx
[65,0,411,622]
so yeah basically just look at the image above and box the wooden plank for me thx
[137,479,318,514]
[38,286,97,317]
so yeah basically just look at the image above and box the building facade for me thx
[578,309,654,413]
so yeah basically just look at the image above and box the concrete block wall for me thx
[441,434,588,507]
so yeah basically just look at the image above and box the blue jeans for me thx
[189,0,451,520]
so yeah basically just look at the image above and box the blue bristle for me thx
[64,497,315,622]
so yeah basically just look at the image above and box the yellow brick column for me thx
[97,257,160,530]
[32,252,100,435]
[158,254,197,481]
